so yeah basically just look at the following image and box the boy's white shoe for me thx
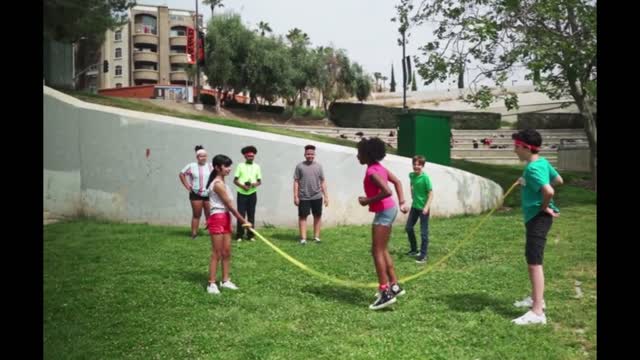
[206,283,220,295]
[512,310,547,325]
[514,296,546,309]
[221,280,239,290]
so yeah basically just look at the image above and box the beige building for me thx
[99,4,203,89]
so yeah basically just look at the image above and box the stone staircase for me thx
[268,124,588,166]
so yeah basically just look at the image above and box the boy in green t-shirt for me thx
[233,145,262,242]
[405,155,433,264]
[511,129,564,326]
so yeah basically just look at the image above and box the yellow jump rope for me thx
[247,180,519,289]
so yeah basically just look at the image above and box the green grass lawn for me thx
[44,161,596,359]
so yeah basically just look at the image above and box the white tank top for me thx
[209,179,233,214]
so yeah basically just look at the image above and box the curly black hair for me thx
[241,145,258,155]
[357,137,387,164]
[512,129,542,154]
[194,145,204,152]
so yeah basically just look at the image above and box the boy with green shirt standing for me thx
[511,129,564,325]
[405,155,434,264]
[233,146,262,242]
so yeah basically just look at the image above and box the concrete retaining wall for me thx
[44,86,504,228]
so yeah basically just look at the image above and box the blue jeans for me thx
[405,207,430,257]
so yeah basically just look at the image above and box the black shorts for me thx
[525,212,553,265]
[189,191,209,202]
[299,198,323,218]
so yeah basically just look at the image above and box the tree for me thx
[411,71,418,91]
[316,47,358,112]
[257,21,272,37]
[354,64,372,102]
[204,12,255,112]
[381,76,388,91]
[286,28,310,46]
[286,28,315,106]
[373,72,382,92]
[43,0,135,43]
[203,0,224,18]
[245,35,295,105]
[390,64,396,92]
[407,0,597,187]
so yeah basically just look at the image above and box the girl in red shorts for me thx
[204,154,252,295]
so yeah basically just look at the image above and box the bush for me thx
[516,113,595,129]
[199,93,216,106]
[328,102,501,129]
[224,102,285,114]
[291,106,325,120]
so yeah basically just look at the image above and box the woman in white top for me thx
[204,154,252,295]
[179,145,213,239]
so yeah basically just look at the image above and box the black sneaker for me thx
[369,289,397,310]
[390,283,406,297]
[406,250,418,256]
[415,257,427,264]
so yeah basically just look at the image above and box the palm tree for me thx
[373,72,382,92]
[202,0,224,18]
[286,28,310,46]
[257,21,272,37]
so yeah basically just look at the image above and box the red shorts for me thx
[207,212,232,235]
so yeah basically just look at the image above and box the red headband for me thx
[514,139,540,151]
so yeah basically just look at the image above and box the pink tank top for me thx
[364,162,396,213]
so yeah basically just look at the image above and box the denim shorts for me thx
[372,206,398,227]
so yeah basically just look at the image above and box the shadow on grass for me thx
[264,231,302,242]
[440,292,521,319]
[180,271,208,288]
[302,284,380,308]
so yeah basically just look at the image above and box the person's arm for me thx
[541,184,558,217]
[358,173,391,206]
[552,175,564,186]
[387,169,407,213]
[293,179,300,206]
[234,165,249,191]
[179,173,192,192]
[214,182,251,226]
[423,191,433,215]
[251,165,262,188]
[529,167,558,217]
[321,179,329,207]
[234,177,249,191]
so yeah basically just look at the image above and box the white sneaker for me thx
[206,283,220,295]
[236,238,243,242]
[512,310,547,325]
[300,239,307,245]
[514,296,546,309]
[314,237,321,243]
[221,280,239,290]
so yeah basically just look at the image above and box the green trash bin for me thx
[397,110,451,166]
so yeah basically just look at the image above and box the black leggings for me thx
[236,192,257,239]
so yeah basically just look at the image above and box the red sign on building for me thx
[186,27,196,64]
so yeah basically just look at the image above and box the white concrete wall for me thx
[44,86,504,228]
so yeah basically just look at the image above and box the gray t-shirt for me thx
[294,161,325,200]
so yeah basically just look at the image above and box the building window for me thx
[115,66,122,76]
[115,83,122,88]
[135,14,158,35]
[170,26,187,37]
[115,31,122,41]
[115,48,122,58]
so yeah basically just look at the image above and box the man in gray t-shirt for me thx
[293,145,329,245]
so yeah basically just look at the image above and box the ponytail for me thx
[206,154,233,190]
